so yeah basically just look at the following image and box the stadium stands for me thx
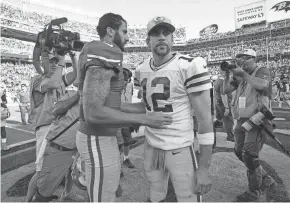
[0,2,186,45]
[0,63,37,98]
[187,19,290,44]
[1,36,289,65]
[1,1,289,93]
[1,37,34,55]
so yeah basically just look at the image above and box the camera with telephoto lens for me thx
[36,17,84,55]
[241,104,275,132]
[220,61,237,72]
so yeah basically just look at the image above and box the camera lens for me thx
[220,61,229,71]
[228,64,237,70]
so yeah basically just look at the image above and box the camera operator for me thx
[223,49,276,202]
[26,47,77,202]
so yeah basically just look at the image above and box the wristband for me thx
[197,132,215,145]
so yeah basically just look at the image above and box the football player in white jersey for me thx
[135,17,214,202]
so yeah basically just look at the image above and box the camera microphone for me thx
[50,17,68,25]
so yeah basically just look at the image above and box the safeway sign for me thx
[235,1,266,29]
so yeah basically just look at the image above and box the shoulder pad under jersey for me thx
[84,41,123,72]
[178,54,195,62]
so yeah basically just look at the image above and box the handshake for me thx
[130,112,173,132]
[141,112,172,129]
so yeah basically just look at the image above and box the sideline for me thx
[274,129,290,135]
[6,125,34,135]
[7,138,36,149]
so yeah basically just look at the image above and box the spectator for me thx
[1,84,10,151]
[15,83,30,125]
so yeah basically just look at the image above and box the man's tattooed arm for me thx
[83,66,147,127]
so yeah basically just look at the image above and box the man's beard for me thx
[113,32,124,52]
[153,44,170,56]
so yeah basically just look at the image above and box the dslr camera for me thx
[36,17,84,55]
[220,61,237,72]
[241,104,275,132]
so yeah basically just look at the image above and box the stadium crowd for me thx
[1,2,186,45]
[192,37,290,61]
[1,37,34,55]
[1,1,289,101]
[187,19,290,43]
[2,35,289,64]
[0,63,37,98]
[1,3,97,35]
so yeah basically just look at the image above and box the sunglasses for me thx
[236,55,255,61]
[49,57,59,64]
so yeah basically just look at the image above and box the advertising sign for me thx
[199,24,218,37]
[235,1,266,29]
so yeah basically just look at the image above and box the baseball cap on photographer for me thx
[48,53,59,62]
[236,49,257,58]
[48,53,56,59]
[147,16,175,35]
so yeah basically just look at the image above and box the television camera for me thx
[36,17,84,55]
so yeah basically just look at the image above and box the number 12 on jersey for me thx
[141,77,173,112]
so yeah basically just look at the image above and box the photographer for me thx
[223,49,276,202]
[26,47,77,202]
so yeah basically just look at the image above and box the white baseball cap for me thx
[236,49,257,58]
[147,16,175,35]
[48,53,58,60]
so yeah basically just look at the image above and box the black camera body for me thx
[242,104,275,132]
[220,61,237,72]
[37,17,84,55]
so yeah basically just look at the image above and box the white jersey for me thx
[135,53,212,150]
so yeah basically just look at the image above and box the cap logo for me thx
[153,17,165,23]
